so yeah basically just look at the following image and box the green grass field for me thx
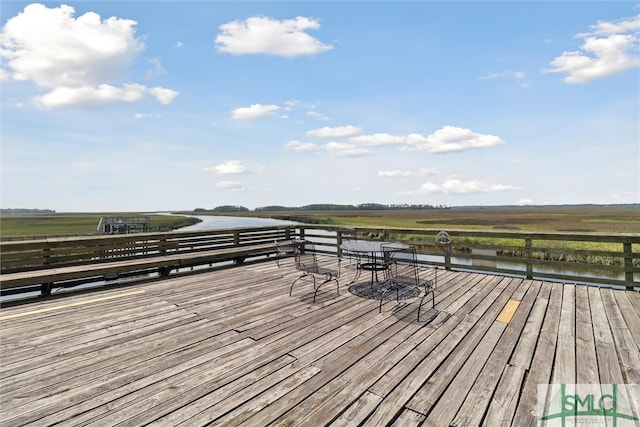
[0,213,199,239]
[252,206,640,233]
[2,207,638,239]
[252,206,640,266]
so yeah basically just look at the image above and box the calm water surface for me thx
[175,214,297,231]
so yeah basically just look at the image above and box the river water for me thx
[174,214,297,231]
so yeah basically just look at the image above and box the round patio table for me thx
[340,240,410,285]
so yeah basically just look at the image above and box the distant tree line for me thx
[1,208,56,214]
[194,205,249,213]
[255,203,448,211]
[194,203,448,213]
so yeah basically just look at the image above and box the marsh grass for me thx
[0,214,200,239]
[269,206,639,267]
[309,206,640,233]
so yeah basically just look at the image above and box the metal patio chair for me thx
[380,244,437,321]
[290,242,341,302]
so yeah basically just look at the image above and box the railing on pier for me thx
[296,225,639,291]
[1,224,638,292]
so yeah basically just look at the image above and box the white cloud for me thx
[479,70,533,88]
[204,160,266,176]
[31,84,178,108]
[378,168,437,177]
[349,133,406,146]
[33,84,146,108]
[134,113,153,119]
[205,160,247,175]
[148,87,179,104]
[145,58,167,79]
[404,126,504,153]
[307,125,362,138]
[0,3,178,108]
[325,141,371,157]
[307,110,330,121]
[284,140,322,152]
[415,178,520,194]
[216,181,244,190]
[215,16,333,57]
[518,198,534,205]
[283,100,299,110]
[545,15,640,83]
[231,104,280,120]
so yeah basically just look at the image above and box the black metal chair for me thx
[380,244,437,321]
[290,242,341,302]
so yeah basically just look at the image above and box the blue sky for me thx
[1,1,638,212]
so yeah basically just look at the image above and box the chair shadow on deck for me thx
[296,289,342,305]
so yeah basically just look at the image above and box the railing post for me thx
[234,231,240,246]
[159,235,167,255]
[623,241,633,290]
[337,231,343,257]
[525,238,533,279]
[444,245,451,271]
[43,246,51,266]
[41,244,52,296]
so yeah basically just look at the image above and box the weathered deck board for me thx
[0,260,638,426]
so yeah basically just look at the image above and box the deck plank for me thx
[588,286,626,385]
[483,282,552,426]
[552,283,576,386]
[510,282,564,427]
[575,284,600,384]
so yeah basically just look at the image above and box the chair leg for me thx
[417,287,435,322]
[290,273,315,296]
[378,284,400,313]
[312,276,339,302]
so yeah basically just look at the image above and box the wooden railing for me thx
[295,225,639,291]
[1,224,638,294]
[0,226,295,273]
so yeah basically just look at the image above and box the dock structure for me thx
[97,216,150,234]
[1,260,639,426]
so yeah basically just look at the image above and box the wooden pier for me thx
[1,259,639,426]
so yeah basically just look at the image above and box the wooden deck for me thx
[1,258,639,426]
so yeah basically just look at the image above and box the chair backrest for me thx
[275,239,298,256]
[295,242,318,272]
[382,244,419,286]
